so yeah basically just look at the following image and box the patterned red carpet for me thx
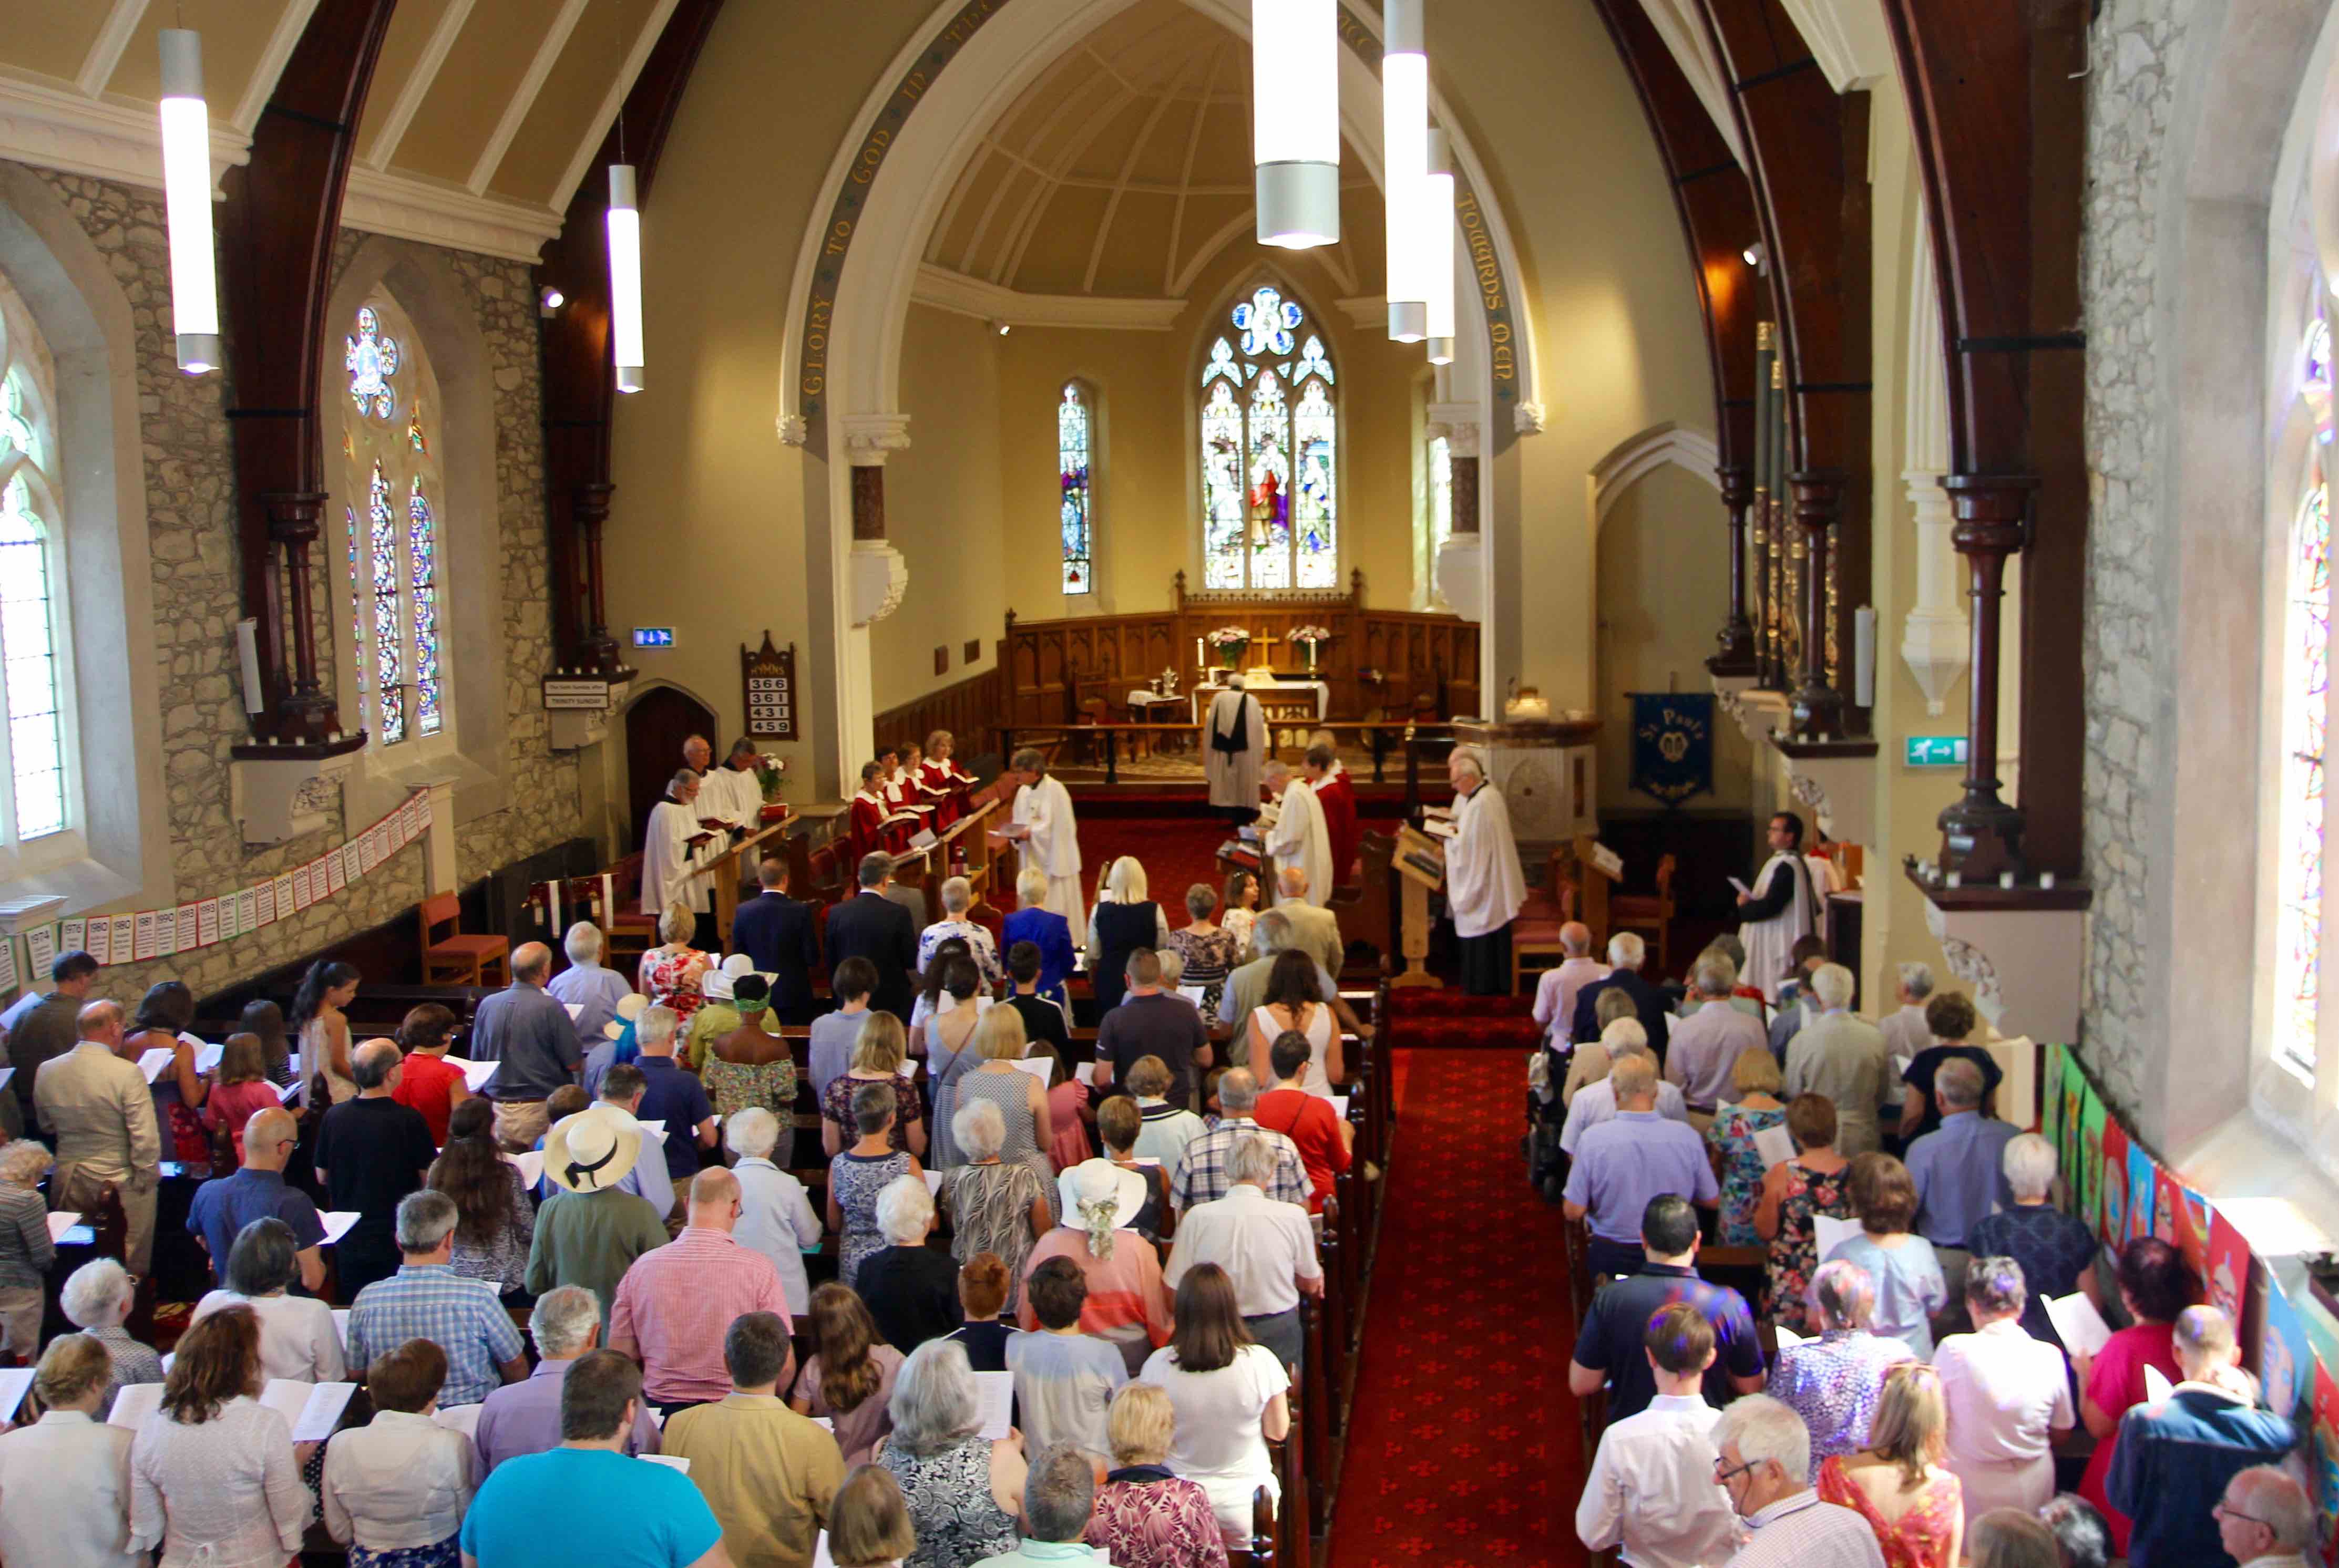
[1328,1046,1588,1568]
[1379,986,1547,1052]
[1071,816,1236,906]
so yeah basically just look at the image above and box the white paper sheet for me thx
[2045,1291,2113,1359]
[136,1047,174,1084]
[276,1079,303,1104]
[440,1056,501,1092]
[637,1119,668,1144]
[0,1068,14,1095]
[260,1378,357,1443]
[319,1211,362,1246]
[1006,1056,1053,1087]
[640,1453,691,1473]
[1727,876,1752,898]
[1330,1095,1351,1122]
[515,1150,545,1189]
[433,1402,484,1438]
[1074,1061,1100,1087]
[1773,1324,1804,1350]
[1753,1123,1797,1169]
[332,1309,350,1350]
[45,1211,79,1243]
[106,1382,163,1429]
[184,1033,222,1074]
[0,1368,32,1420]
[1175,985,1209,1009]
[2143,1365,2174,1403]
[923,1169,945,1198]
[972,1370,1013,1440]
[563,1003,583,1021]
[1813,1213,1864,1261]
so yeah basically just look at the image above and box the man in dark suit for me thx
[823,852,918,1025]
[731,855,820,1023]
[1571,930,1672,1063]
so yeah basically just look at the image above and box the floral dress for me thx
[702,1051,798,1125]
[823,1072,922,1156]
[1706,1099,1788,1245]
[831,1149,913,1286]
[637,945,707,1026]
[446,1164,535,1294]
[1765,1158,1851,1324]
[1086,1470,1232,1568]
[945,1160,1045,1311]
[881,1435,1020,1568]
[1166,925,1244,1019]
[1817,1455,1963,1568]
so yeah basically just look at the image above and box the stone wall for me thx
[20,167,578,1002]
[2079,0,2184,1119]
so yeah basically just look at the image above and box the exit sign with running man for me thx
[1905,735,1969,767]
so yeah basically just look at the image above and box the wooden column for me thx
[1937,476,2033,877]
[218,0,399,748]
[1714,461,1756,671]
[573,481,618,670]
[1450,451,1480,535]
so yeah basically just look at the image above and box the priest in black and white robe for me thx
[1736,810,1820,1004]
[1444,748,1525,994]
[642,768,719,947]
[1204,676,1267,822]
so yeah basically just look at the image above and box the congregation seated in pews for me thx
[0,832,1391,1568]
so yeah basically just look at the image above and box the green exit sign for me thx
[1906,735,1969,767]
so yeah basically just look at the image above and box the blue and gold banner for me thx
[1630,693,1714,807]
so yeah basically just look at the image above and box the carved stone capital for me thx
[849,539,910,627]
[1434,533,1484,622]
[839,412,912,467]
[1426,401,1481,457]
[776,412,808,447]
[1512,401,1547,436]
[1770,736,1878,845]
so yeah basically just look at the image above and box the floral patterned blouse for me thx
[636,946,707,1026]
[822,1071,922,1155]
[1086,1469,1232,1568]
[1166,925,1244,1018]
[1768,1331,1917,1480]
[1766,1157,1852,1324]
[1817,1454,1963,1568]
[1706,1099,1788,1245]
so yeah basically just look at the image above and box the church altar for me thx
[1189,674,1330,723]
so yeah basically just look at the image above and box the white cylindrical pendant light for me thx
[1423,127,1456,364]
[607,164,645,393]
[157,29,220,375]
[1255,0,1340,249]
[1382,0,1427,339]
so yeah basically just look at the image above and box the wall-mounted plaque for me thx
[743,634,797,740]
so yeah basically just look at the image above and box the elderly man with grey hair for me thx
[1712,1393,1887,1566]
[1274,865,1346,976]
[547,921,630,1048]
[35,998,161,1275]
[1165,1133,1322,1370]
[2213,1465,2315,1568]
[345,1189,527,1407]
[1783,963,1891,1155]
[1444,744,1526,994]
[1168,1068,1311,1211]
[642,764,716,944]
[59,1257,163,1416]
[1260,758,1332,909]
[1880,961,1936,1065]
[969,1445,1100,1568]
[1905,1057,2019,1306]
[1569,930,1672,1059]
[313,1037,437,1296]
[1559,1018,1692,1157]
[919,873,1003,985]
[469,938,585,1152]
[1532,920,1610,1050]
[1664,950,1770,1125]
[472,1283,661,1472]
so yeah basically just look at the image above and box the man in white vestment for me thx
[1735,811,1820,1005]
[696,736,765,830]
[1001,747,1085,929]
[642,769,718,947]
[1204,675,1267,822]
[1260,761,1331,908]
[1445,747,1525,994]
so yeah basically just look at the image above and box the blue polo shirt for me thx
[1562,1111,1719,1243]
[634,1056,712,1185]
[460,1446,721,1567]
[1905,1111,2019,1247]
[1571,1263,1763,1422]
[186,1167,325,1274]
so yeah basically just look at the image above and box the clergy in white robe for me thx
[1445,748,1526,995]
[1736,810,1821,1003]
[1204,677,1267,818]
[697,739,765,829]
[1261,761,1332,908]
[1003,748,1085,929]
[641,769,717,934]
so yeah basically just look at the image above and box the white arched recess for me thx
[777,0,1537,793]
[0,164,171,914]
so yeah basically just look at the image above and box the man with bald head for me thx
[188,1105,327,1291]
[610,1167,791,1418]
[314,1037,438,1297]
[1531,921,1609,1052]
[35,998,161,1273]
[470,939,584,1152]
[1275,866,1345,976]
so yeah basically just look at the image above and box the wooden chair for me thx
[1608,852,1676,977]
[419,892,509,986]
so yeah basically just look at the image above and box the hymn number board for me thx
[743,634,797,740]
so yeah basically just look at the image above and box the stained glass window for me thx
[339,298,448,749]
[1059,383,1092,594]
[1199,286,1337,591]
[2277,478,2330,1076]
[0,272,73,853]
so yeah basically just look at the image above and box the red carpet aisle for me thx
[1327,1046,1587,1568]
[1379,986,1546,1052]
[1071,814,1235,906]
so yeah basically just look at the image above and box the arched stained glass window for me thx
[1199,285,1337,590]
[2276,476,2330,1075]
[0,273,70,848]
[1059,383,1093,594]
[339,297,448,750]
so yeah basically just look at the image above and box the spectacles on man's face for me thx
[2213,1501,2272,1530]
[1712,1454,1759,1486]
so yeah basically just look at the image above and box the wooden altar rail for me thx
[996,720,1457,786]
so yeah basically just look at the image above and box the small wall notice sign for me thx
[743,633,797,740]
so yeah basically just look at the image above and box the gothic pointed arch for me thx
[1191,274,1342,594]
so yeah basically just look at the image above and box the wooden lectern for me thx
[1390,825,1447,989]
[1569,833,1624,950]
[700,819,794,943]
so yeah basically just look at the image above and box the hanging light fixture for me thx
[157,29,219,375]
[607,163,644,392]
[1382,0,1427,339]
[1422,127,1456,365]
[1254,0,1340,249]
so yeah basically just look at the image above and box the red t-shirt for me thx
[1251,1087,1353,1212]
[2078,1320,2181,1554]
[390,1051,464,1146]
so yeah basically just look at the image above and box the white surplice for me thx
[1013,773,1086,929]
[1738,850,1818,1004]
[1203,688,1267,809]
[697,762,762,829]
[1264,780,1332,907]
[1445,779,1525,938]
[641,797,713,914]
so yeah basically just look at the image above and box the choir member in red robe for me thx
[849,760,918,861]
[1306,742,1360,889]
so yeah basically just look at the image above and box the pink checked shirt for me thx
[610,1227,791,1401]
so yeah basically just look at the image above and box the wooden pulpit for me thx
[1390,825,1446,989]
[1571,833,1624,949]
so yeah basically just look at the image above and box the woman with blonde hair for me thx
[1816,1359,1964,1568]
[823,1012,927,1158]
[954,1005,1056,1216]
[0,1138,53,1360]
[1089,857,1171,1014]
[635,901,711,1026]
[1084,1380,1230,1568]
[1003,865,1077,1010]
[1705,1047,1788,1244]
[0,1334,140,1566]
[791,1283,906,1466]
[827,1462,919,1568]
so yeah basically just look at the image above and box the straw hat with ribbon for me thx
[542,1105,644,1193]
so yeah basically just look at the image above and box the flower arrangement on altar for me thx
[752,752,789,802]
[1287,624,1333,670]
[1207,626,1253,651]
